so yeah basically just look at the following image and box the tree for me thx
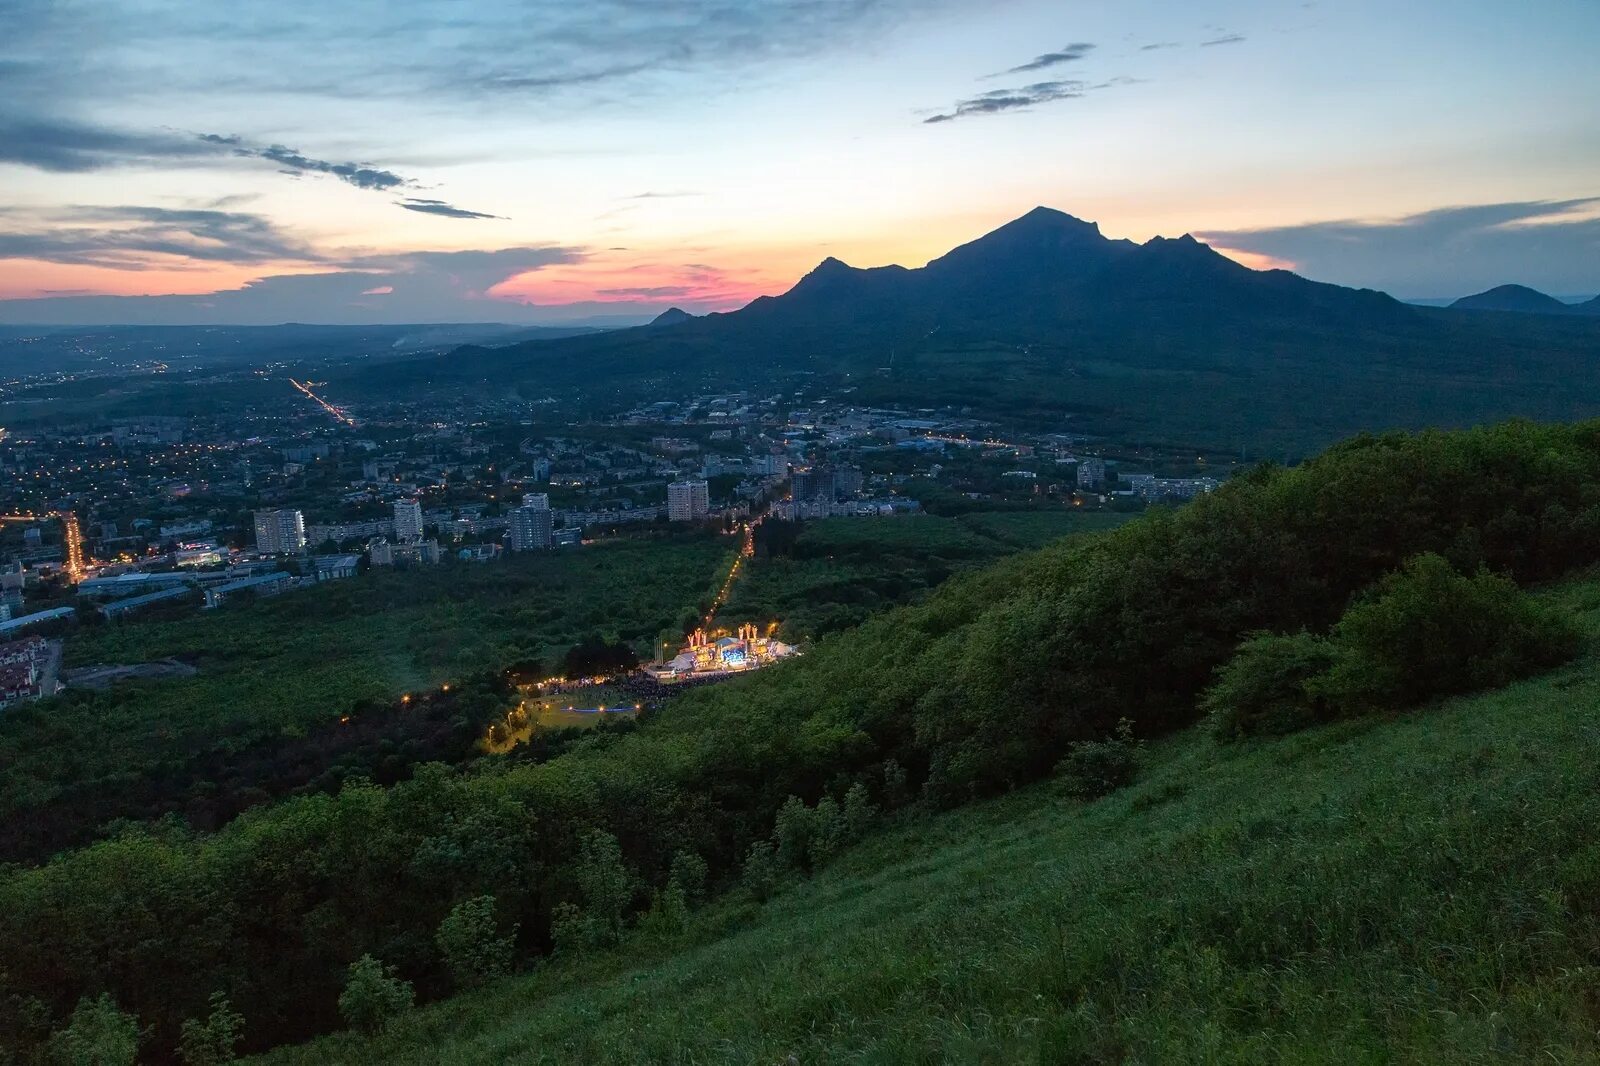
[551,829,635,952]
[337,955,414,1035]
[436,896,517,990]
[742,840,781,903]
[772,796,816,870]
[668,850,709,908]
[842,782,878,843]
[178,993,244,1066]
[47,994,139,1066]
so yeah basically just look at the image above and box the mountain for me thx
[1578,294,1600,314]
[736,206,1405,335]
[649,307,695,327]
[339,207,1600,455]
[1450,284,1579,314]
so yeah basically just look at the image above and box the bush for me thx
[177,993,243,1066]
[1311,553,1582,713]
[1056,719,1142,798]
[1204,554,1582,737]
[1204,632,1338,740]
[337,955,413,1035]
[435,896,517,990]
[48,994,140,1066]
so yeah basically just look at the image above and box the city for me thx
[0,371,1223,708]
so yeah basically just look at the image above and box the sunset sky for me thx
[2,0,1596,324]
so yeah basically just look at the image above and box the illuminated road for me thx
[703,520,758,627]
[289,378,357,426]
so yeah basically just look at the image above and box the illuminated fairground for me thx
[645,623,798,683]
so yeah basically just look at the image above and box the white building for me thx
[508,504,553,551]
[393,498,424,540]
[521,492,550,510]
[252,509,306,555]
[667,479,710,522]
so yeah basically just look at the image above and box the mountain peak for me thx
[1000,206,1103,239]
[649,307,694,327]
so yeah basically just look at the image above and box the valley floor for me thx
[253,576,1600,1065]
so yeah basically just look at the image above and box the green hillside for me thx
[11,419,1600,1062]
[256,569,1600,1064]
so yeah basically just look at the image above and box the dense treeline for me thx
[5,420,1600,1061]
[0,537,728,863]
[0,673,520,863]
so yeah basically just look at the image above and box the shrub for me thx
[1312,553,1582,714]
[47,994,140,1066]
[1204,632,1338,740]
[337,955,413,1035]
[178,993,243,1066]
[435,895,517,990]
[1057,720,1142,798]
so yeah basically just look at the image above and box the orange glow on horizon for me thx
[1211,246,1298,273]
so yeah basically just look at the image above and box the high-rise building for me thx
[791,467,836,501]
[1076,458,1107,491]
[253,509,306,555]
[393,498,424,540]
[508,504,554,551]
[834,465,864,497]
[521,492,550,510]
[667,479,710,522]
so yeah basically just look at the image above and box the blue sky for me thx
[1,0,1596,324]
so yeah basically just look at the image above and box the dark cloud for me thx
[397,198,503,220]
[1200,198,1600,298]
[0,118,418,198]
[0,205,320,268]
[198,133,411,191]
[1200,34,1246,46]
[924,76,1134,124]
[1139,41,1180,51]
[0,118,221,172]
[991,42,1095,77]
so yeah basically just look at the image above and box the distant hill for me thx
[335,207,1600,455]
[1450,284,1583,314]
[649,307,695,327]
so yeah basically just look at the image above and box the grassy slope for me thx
[255,574,1600,1065]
